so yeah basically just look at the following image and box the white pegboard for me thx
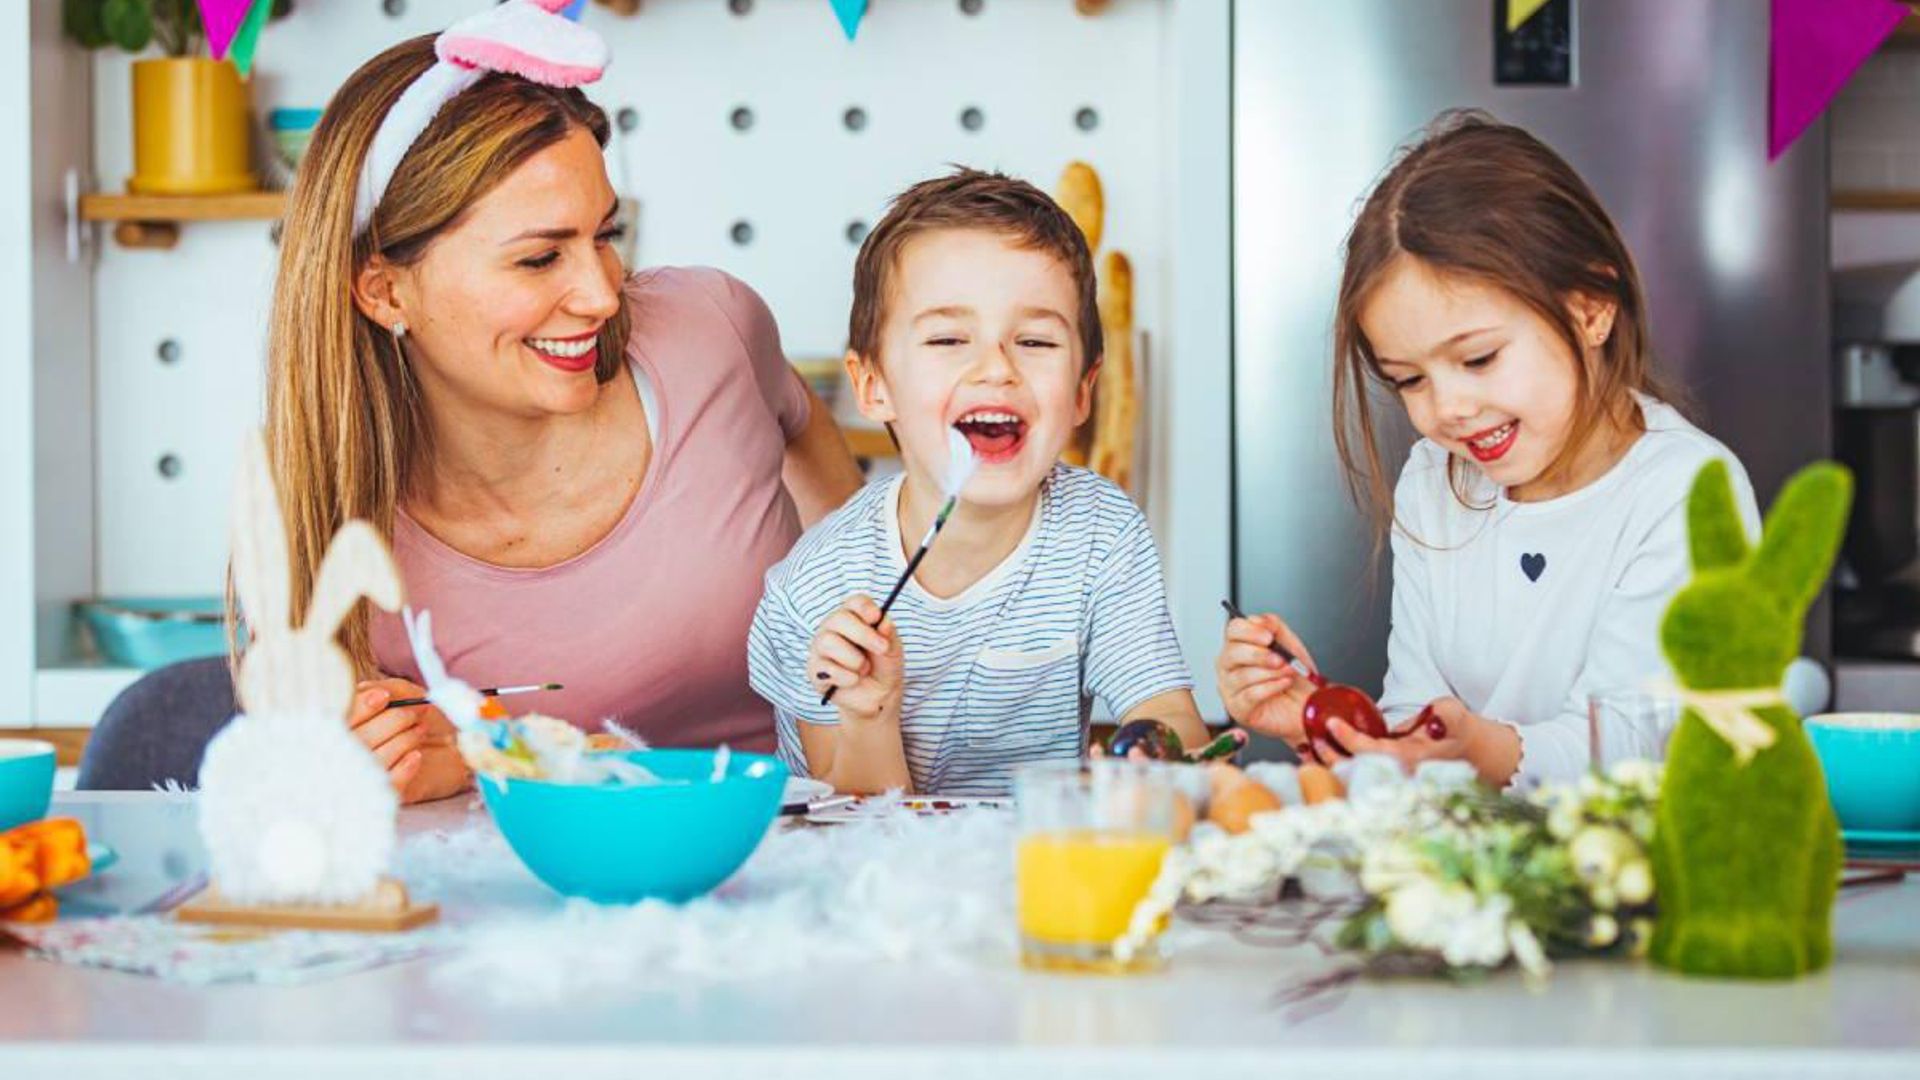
[88,0,1173,597]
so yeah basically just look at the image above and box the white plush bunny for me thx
[196,431,406,906]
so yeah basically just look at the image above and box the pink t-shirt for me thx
[367,267,809,753]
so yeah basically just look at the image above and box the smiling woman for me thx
[256,12,861,804]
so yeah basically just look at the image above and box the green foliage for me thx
[62,0,291,58]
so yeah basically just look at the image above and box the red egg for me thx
[1301,683,1388,759]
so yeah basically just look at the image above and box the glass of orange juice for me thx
[1015,760,1178,974]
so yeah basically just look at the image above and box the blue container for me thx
[78,598,227,669]
[481,749,788,903]
[1806,714,1920,833]
[0,739,56,831]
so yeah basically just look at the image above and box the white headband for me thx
[352,0,610,238]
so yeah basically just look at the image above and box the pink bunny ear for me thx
[437,0,608,88]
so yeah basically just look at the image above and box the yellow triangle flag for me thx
[1507,0,1552,32]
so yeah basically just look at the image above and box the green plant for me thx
[1650,459,1852,979]
[63,0,291,58]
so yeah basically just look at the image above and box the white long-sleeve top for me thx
[1377,396,1762,787]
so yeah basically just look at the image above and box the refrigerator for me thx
[1231,0,1832,697]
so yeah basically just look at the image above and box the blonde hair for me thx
[252,34,627,675]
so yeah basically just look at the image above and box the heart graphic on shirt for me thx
[1521,553,1547,582]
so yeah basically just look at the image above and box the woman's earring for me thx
[392,321,408,340]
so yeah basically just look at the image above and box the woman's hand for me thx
[1216,612,1317,752]
[348,678,473,804]
[1320,697,1521,785]
[808,595,904,724]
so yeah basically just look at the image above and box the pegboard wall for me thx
[88,0,1174,597]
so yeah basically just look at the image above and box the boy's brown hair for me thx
[848,167,1102,369]
[1333,109,1677,544]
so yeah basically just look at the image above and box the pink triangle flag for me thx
[197,0,255,62]
[1770,0,1908,160]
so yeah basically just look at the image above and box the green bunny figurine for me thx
[1649,459,1851,978]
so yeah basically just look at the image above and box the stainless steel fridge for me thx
[1232,0,1832,696]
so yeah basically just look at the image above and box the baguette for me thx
[1088,250,1137,492]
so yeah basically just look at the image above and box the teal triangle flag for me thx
[829,0,867,41]
[228,0,273,78]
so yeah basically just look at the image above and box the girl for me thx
[1218,111,1760,787]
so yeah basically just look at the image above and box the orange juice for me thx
[1017,829,1170,972]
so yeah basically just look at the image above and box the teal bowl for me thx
[480,749,788,903]
[78,597,227,669]
[0,739,56,831]
[1806,714,1920,832]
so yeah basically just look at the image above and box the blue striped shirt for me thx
[747,465,1194,796]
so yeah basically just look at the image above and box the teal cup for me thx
[0,739,56,831]
[1805,714,1920,833]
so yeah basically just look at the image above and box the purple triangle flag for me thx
[197,0,255,61]
[830,0,868,41]
[1770,0,1908,160]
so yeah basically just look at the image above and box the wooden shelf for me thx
[841,425,899,460]
[77,191,286,249]
[1834,190,1920,211]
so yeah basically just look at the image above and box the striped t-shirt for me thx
[747,465,1194,796]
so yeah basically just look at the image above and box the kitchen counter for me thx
[2,792,1918,1079]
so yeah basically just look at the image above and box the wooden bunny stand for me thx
[178,432,438,934]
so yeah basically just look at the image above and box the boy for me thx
[747,169,1204,796]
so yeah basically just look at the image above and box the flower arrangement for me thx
[1121,760,1664,980]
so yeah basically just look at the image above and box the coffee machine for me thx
[1835,340,1920,659]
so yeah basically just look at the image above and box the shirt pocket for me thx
[960,634,1083,751]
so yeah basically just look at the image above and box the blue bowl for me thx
[480,749,788,903]
[0,739,56,831]
[78,597,227,669]
[1806,714,1920,832]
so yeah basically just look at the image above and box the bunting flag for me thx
[830,0,868,41]
[1506,0,1552,33]
[227,0,272,78]
[196,0,254,61]
[1770,0,1909,161]
[562,0,588,19]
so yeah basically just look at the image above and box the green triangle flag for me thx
[229,0,273,78]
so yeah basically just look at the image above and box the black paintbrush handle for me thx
[821,543,932,706]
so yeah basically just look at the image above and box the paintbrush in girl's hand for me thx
[822,427,979,706]
[383,682,562,711]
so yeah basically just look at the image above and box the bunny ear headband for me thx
[352,0,610,238]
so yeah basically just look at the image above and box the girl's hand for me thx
[1216,613,1317,752]
[808,594,904,724]
[347,678,432,797]
[349,679,474,804]
[1321,697,1483,772]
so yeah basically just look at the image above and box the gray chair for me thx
[77,657,236,791]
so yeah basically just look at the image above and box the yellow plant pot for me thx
[128,58,255,196]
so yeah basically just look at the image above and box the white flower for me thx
[1587,913,1619,948]
[1570,825,1635,884]
[1606,759,1661,793]
[1509,921,1550,977]
[1360,840,1428,895]
[1385,880,1476,952]
[1616,858,1653,905]
[1439,892,1514,969]
[1546,795,1582,841]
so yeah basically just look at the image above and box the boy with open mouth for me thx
[748,169,1207,796]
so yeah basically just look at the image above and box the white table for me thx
[2,792,1918,1079]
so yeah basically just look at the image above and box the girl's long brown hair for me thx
[249,35,628,675]
[1332,110,1677,547]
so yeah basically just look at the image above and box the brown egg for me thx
[1297,763,1346,805]
[1208,771,1283,835]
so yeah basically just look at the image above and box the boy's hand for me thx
[809,594,904,723]
[1216,613,1315,752]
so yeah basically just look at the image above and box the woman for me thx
[260,7,861,802]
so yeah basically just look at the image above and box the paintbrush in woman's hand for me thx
[822,428,979,706]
